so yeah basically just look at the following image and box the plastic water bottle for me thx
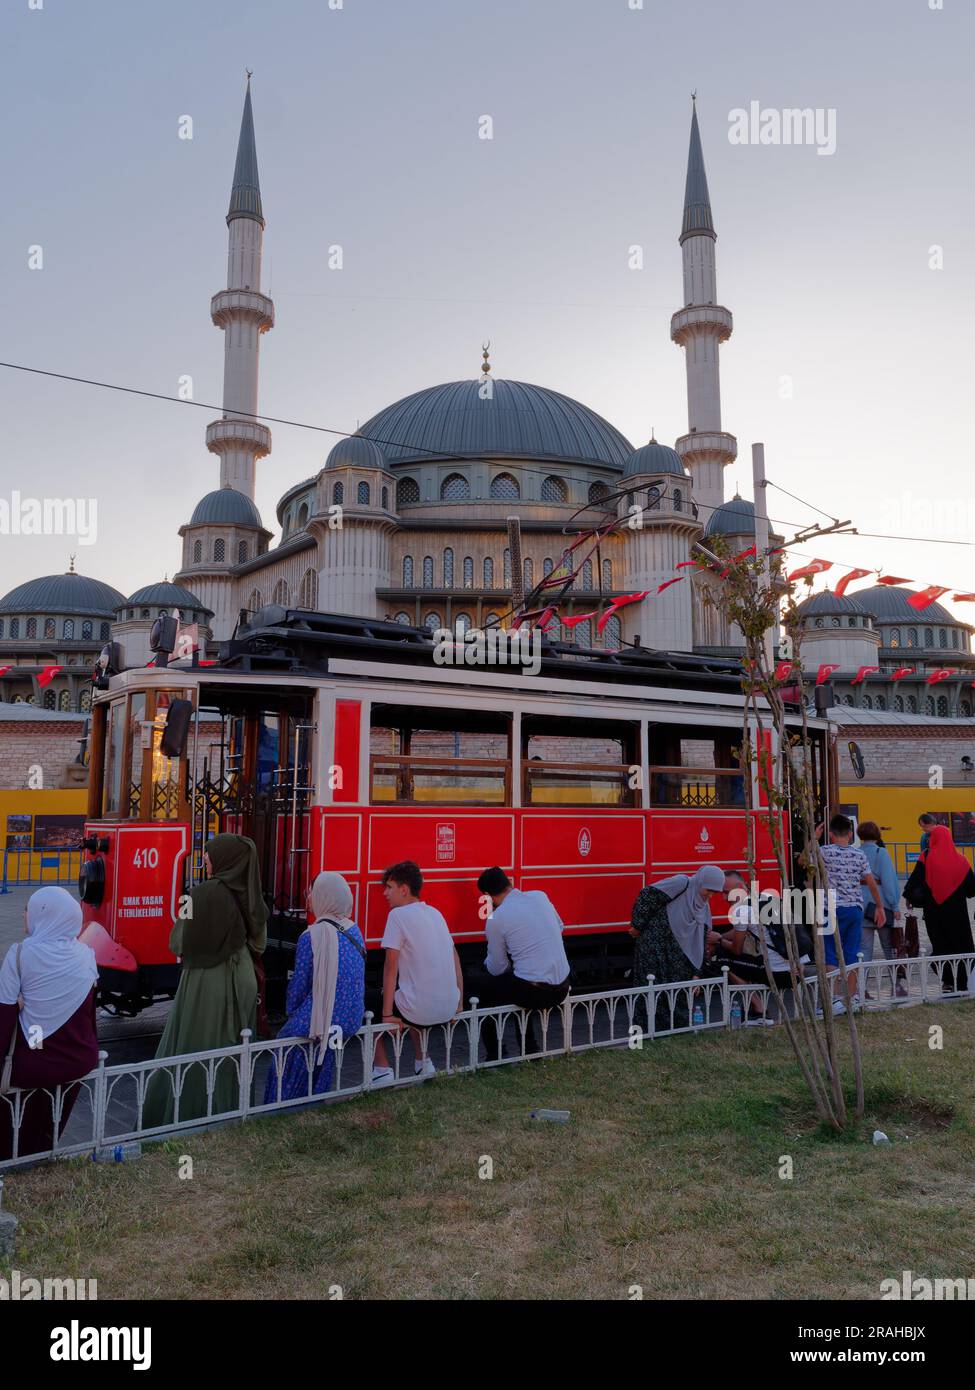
[692,1000,705,1027]
[730,998,743,1030]
[530,1109,570,1123]
[93,1142,142,1163]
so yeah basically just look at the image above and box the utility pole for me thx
[751,442,775,668]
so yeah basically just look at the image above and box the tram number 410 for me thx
[133,847,160,869]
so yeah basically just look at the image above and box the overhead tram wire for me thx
[1,358,970,551]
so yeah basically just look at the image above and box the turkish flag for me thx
[37,665,62,688]
[675,559,701,570]
[890,667,916,681]
[877,575,912,587]
[656,577,684,594]
[816,663,840,685]
[0,666,11,678]
[597,591,650,634]
[952,593,975,602]
[787,559,832,582]
[908,585,949,610]
[561,611,598,629]
[774,661,796,682]
[834,568,871,597]
[731,545,757,563]
[926,669,958,684]
[851,665,879,685]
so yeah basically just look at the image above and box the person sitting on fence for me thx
[467,867,571,1058]
[904,824,975,994]
[368,861,463,1087]
[629,866,726,1028]
[142,834,268,1130]
[263,871,366,1106]
[0,885,99,1162]
[713,891,811,1023]
[817,814,885,1016]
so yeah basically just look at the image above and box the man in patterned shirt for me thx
[818,814,886,1014]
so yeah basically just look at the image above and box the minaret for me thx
[206,75,274,498]
[670,98,736,519]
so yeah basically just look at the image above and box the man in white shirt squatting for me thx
[472,867,571,1057]
[370,860,464,1087]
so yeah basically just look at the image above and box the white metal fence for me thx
[2,953,973,1171]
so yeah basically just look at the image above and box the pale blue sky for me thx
[1,0,973,611]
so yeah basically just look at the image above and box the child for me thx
[817,814,885,1014]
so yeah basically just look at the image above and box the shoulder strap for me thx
[320,917,367,961]
[14,942,24,1010]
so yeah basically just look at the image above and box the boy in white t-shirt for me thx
[371,861,463,1086]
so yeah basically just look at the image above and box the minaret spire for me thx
[670,97,736,518]
[206,76,274,499]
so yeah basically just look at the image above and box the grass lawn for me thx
[4,1004,974,1300]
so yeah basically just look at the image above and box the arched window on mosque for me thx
[332,481,343,506]
[862,695,872,709]
[9,620,18,638]
[523,558,533,590]
[962,699,972,717]
[455,612,471,635]
[357,482,370,506]
[394,612,410,625]
[423,612,442,631]
[26,617,37,638]
[141,609,150,619]
[0,619,4,638]
[397,477,420,506]
[603,614,622,649]
[272,579,290,606]
[214,538,226,563]
[582,560,594,591]
[568,619,592,647]
[937,694,949,717]
[297,503,309,528]
[889,628,900,648]
[939,628,948,648]
[906,695,917,713]
[100,623,110,640]
[238,541,248,564]
[893,695,904,712]
[58,689,71,711]
[298,569,318,610]
[381,487,389,510]
[875,694,886,710]
[543,558,553,578]
[80,688,92,712]
[490,473,520,501]
[44,617,55,638]
[503,549,512,588]
[463,556,474,588]
[907,628,918,647]
[647,486,661,510]
[248,589,263,612]
[402,555,414,588]
[924,627,934,647]
[672,488,682,512]
[588,481,610,504]
[193,540,202,563]
[43,688,56,710]
[81,620,92,640]
[63,619,74,639]
[602,560,612,590]
[924,696,935,715]
[484,557,494,588]
[815,618,824,629]
[441,473,470,502]
[443,548,454,587]
[951,629,959,649]
[541,475,567,503]
[422,556,434,588]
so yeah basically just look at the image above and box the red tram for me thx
[78,610,835,1015]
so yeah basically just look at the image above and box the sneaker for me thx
[850,994,862,1013]
[371,1066,395,1088]
[414,1058,436,1079]
[746,1016,777,1027]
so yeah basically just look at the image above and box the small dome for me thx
[189,488,263,527]
[796,590,868,619]
[622,440,688,479]
[703,495,756,538]
[855,584,958,625]
[121,581,212,618]
[0,570,125,617]
[326,436,386,470]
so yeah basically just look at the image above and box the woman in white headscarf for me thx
[0,886,99,1160]
[263,872,366,1104]
[629,866,726,1025]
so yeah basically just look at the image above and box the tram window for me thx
[370,706,510,805]
[103,701,126,816]
[649,726,743,808]
[126,693,147,817]
[522,715,638,807]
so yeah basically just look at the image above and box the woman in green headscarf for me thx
[143,834,268,1129]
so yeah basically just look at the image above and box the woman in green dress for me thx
[143,834,268,1129]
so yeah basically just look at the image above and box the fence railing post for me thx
[92,1051,108,1153]
[721,965,731,1028]
[238,1029,253,1118]
[646,973,656,1040]
[468,998,479,1073]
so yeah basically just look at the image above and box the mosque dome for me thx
[795,591,869,619]
[357,379,634,469]
[622,440,688,479]
[703,495,756,538]
[121,581,212,619]
[325,436,387,470]
[0,570,125,618]
[189,488,264,527]
[855,585,958,625]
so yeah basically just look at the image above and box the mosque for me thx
[2,85,973,718]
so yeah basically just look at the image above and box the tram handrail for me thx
[3,951,973,1170]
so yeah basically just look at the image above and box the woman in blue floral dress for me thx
[263,872,366,1103]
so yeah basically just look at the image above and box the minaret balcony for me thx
[210,289,275,332]
[670,303,733,345]
[206,417,272,458]
[675,430,737,465]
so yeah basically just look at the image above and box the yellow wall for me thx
[1,789,88,883]
[839,783,975,848]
